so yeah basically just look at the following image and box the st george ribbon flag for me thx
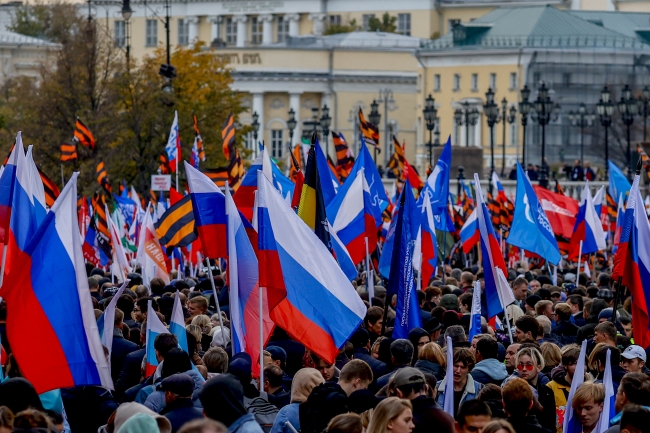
[387,185,422,339]
[507,163,561,265]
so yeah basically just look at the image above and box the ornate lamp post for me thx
[596,86,614,177]
[531,82,559,188]
[368,100,381,163]
[423,94,437,168]
[568,103,595,166]
[121,0,132,69]
[320,104,331,158]
[251,111,260,143]
[618,84,638,181]
[484,87,500,185]
[501,98,516,175]
[454,101,479,147]
[519,85,532,166]
[639,85,650,142]
[287,108,297,146]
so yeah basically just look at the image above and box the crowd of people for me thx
[0,261,649,433]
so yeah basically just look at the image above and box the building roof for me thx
[0,29,59,48]
[421,5,649,51]
[275,31,421,50]
[570,10,650,44]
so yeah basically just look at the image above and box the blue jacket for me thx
[270,403,300,433]
[230,413,264,433]
[144,369,206,413]
[353,348,389,380]
[436,374,483,412]
[470,358,508,386]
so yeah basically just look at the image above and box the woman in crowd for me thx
[366,397,415,433]
[414,342,446,380]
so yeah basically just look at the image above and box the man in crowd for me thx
[375,339,414,390]
[503,377,553,433]
[605,373,650,433]
[187,296,208,320]
[515,316,539,342]
[160,373,204,433]
[350,328,388,380]
[337,359,373,396]
[110,308,139,384]
[621,346,647,374]
[470,337,508,386]
[504,343,521,375]
[512,277,529,312]
[455,400,492,433]
[594,321,618,347]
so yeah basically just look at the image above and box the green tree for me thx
[323,19,359,35]
[368,12,397,33]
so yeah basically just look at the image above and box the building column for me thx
[186,16,199,46]
[286,14,300,37]
[253,92,265,145]
[289,92,302,144]
[259,14,274,45]
[207,15,222,44]
[308,13,326,36]
[233,15,247,48]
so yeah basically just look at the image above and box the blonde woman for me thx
[481,419,516,433]
[366,397,414,433]
[540,342,562,374]
[192,314,215,351]
[414,342,446,380]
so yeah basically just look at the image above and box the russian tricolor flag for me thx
[0,138,17,243]
[0,172,112,393]
[170,292,188,353]
[569,183,606,259]
[491,171,508,203]
[460,209,479,254]
[414,189,438,287]
[145,299,170,377]
[326,168,377,265]
[226,185,273,377]
[185,161,227,260]
[165,111,180,173]
[257,170,365,363]
[234,147,272,221]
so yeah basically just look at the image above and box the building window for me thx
[453,74,461,91]
[510,123,517,146]
[397,13,411,36]
[489,73,496,90]
[469,123,476,147]
[277,16,289,42]
[471,74,478,91]
[434,74,441,92]
[146,20,157,47]
[114,20,125,47]
[225,17,236,45]
[178,19,188,46]
[533,72,541,84]
[329,15,341,26]
[362,14,375,31]
[245,132,257,158]
[562,72,572,86]
[271,130,284,159]
[251,17,262,45]
[454,123,460,146]
[448,19,461,30]
[510,72,517,90]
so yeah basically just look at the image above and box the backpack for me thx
[245,394,279,433]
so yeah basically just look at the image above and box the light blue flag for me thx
[608,160,631,202]
[349,136,389,225]
[314,139,339,206]
[387,185,421,339]
[270,160,295,203]
[468,282,482,342]
[113,194,137,228]
[422,136,451,213]
[507,163,561,265]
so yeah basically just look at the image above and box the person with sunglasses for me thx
[502,347,556,432]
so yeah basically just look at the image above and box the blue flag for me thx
[507,163,561,265]
[421,137,454,232]
[314,139,339,206]
[270,160,295,203]
[113,194,137,228]
[387,185,422,339]
[348,137,389,225]
[608,160,631,202]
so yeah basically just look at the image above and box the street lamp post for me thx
[320,104,332,158]
[618,84,638,181]
[368,100,381,164]
[121,0,132,69]
[378,89,395,167]
[639,85,650,142]
[457,166,465,201]
[484,88,501,187]
[423,94,437,168]
[251,111,260,144]
[568,103,595,166]
[287,108,297,146]
[501,98,516,176]
[596,86,614,177]
[454,101,479,147]
[519,85,532,166]
[531,82,559,189]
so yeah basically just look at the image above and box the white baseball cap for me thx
[621,345,647,362]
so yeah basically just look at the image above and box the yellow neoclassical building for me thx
[95,0,650,177]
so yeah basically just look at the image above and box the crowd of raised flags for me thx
[0,106,649,433]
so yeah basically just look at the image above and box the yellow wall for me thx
[437,7,495,35]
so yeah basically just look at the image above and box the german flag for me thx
[358,108,379,151]
[387,136,405,178]
[221,112,236,161]
[37,167,60,208]
[74,118,96,151]
[228,148,245,191]
[159,152,171,174]
[154,194,198,251]
[333,132,354,182]
[202,167,229,188]
[297,144,330,247]
[193,115,205,162]
[60,142,77,162]
[96,160,111,193]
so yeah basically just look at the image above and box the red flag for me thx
[169,187,183,206]
[534,186,579,240]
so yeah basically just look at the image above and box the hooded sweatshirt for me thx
[199,373,248,427]
[270,368,324,433]
[408,328,430,365]
[470,358,509,386]
[113,402,172,433]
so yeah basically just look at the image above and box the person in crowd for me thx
[311,352,339,383]
[376,339,415,390]
[618,406,650,433]
[567,295,586,327]
[621,345,646,374]
[504,343,521,375]
[547,344,582,427]
[265,365,291,408]
[366,397,415,433]
[326,413,364,433]
[159,373,204,433]
[407,328,431,362]
[577,299,608,344]
[511,278,530,312]
[571,382,605,433]
[365,306,385,344]
[414,342,446,380]
[539,342,562,375]
[270,368,324,433]
[481,419,517,433]
[551,302,579,345]
[470,337,508,386]
[178,419,228,433]
[535,301,555,323]
[605,373,650,433]
[592,345,625,394]
[436,347,483,414]
[593,321,618,347]
[203,346,229,379]
[515,316,539,342]
[571,159,584,181]
[391,367,454,433]
[619,317,633,339]
[502,378,552,433]
[584,161,596,181]
[444,325,468,347]
[455,400,492,433]
[350,328,389,380]
[200,373,264,433]
[337,359,373,396]
[187,296,209,320]
[111,308,140,384]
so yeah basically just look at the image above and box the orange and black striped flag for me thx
[228,148,245,191]
[74,118,96,151]
[96,160,111,193]
[159,152,172,174]
[289,144,303,183]
[91,193,111,240]
[387,136,405,178]
[554,179,565,196]
[37,167,60,208]
[638,145,650,182]
[221,112,236,161]
[605,191,617,232]
[487,191,501,229]
[358,108,379,151]
[193,115,205,162]
[333,132,354,182]
[202,167,230,188]
[154,194,198,252]
[60,142,77,162]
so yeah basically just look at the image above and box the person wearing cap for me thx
[525,295,542,316]
[621,346,647,374]
[392,367,454,433]
[160,373,204,433]
[265,346,292,391]
[421,317,443,343]
[350,328,389,381]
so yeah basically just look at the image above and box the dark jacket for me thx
[116,347,146,398]
[577,299,608,344]
[413,360,445,381]
[161,397,204,433]
[375,365,407,391]
[595,365,627,396]
[551,320,579,338]
[506,415,553,433]
[111,331,139,384]
[60,386,118,433]
[571,312,586,328]
[410,396,454,433]
[503,372,555,433]
[470,358,508,386]
[353,348,389,380]
[268,388,291,409]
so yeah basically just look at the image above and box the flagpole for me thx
[577,240,583,278]
[0,244,7,288]
[259,283,264,391]
[205,257,226,348]
[175,157,179,194]
[60,163,65,187]
[365,237,372,306]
